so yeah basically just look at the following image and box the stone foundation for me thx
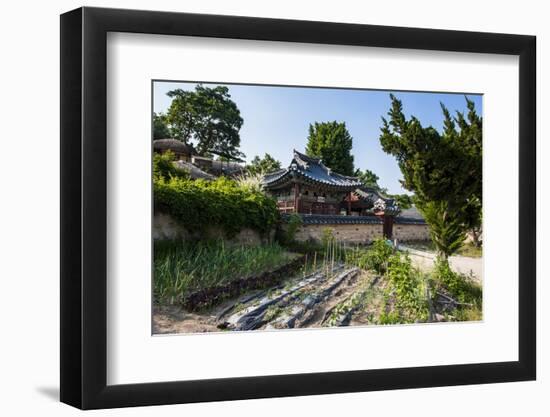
[153,212,189,240]
[153,212,266,245]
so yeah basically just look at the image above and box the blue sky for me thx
[153,81,482,195]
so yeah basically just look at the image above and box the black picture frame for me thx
[60,6,536,410]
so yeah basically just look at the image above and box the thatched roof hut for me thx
[153,139,195,161]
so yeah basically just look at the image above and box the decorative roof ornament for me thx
[373,198,387,212]
[352,187,401,216]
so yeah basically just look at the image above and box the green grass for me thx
[456,242,483,258]
[154,240,294,305]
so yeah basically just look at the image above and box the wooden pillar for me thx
[347,192,352,215]
[383,215,394,239]
[294,182,300,213]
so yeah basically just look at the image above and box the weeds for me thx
[344,238,393,274]
[432,258,482,319]
[384,254,429,323]
[154,240,292,305]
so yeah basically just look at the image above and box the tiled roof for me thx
[397,207,425,220]
[353,187,401,215]
[282,213,426,225]
[394,207,427,225]
[286,213,383,225]
[263,150,363,190]
[394,216,426,225]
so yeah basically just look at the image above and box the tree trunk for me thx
[471,227,482,248]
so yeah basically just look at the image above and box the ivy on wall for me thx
[154,176,280,238]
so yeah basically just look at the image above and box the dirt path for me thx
[398,245,482,282]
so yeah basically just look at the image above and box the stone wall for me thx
[153,212,265,245]
[153,211,431,245]
[393,223,431,242]
[153,212,189,240]
[293,222,430,244]
[293,223,383,244]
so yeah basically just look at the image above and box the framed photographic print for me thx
[60,6,536,410]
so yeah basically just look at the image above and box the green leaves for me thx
[354,168,379,188]
[246,153,282,175]
[306,121,355,176]
[379,94,482,258]
[418,201,466,259]
[386,253,427,321]
[153,175,279,238]
[433,257,482,305]
[164,85,244,160]
[153,112,171,139]
[153,151,189,181]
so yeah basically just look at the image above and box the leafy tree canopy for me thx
[379,94,482,258]
[164,85,244,160]
[354,168,380,188]
[391,194,413,210]
[354,168,412,210]
[153,112,171,139]
[306,121,354,176]
[247,153,282,175]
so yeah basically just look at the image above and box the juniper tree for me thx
[379,94,482,260]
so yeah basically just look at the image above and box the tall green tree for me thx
[247,153,282,175]
[153,112,171,139]
[355,168,413,210]
[306,121,354,176]
[379,94,482,260]
[391,194,413,210]
[164,85,244,159]
[354,168,380,188]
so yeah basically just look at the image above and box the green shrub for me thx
[386,254,428,322]
[276,213,303,245]
[348,239,394,274]
[433,258,482,304]
[153,151,189,181]
[154,176,279,237]
[281,239,323,254]
[378,310,401,325]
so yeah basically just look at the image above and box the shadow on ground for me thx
[35,386,59,401]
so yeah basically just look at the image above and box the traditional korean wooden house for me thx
[346,187,401,238]
[263,150,362,215]
[263,150,401,238]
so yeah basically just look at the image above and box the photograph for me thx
[151,81,483,334]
